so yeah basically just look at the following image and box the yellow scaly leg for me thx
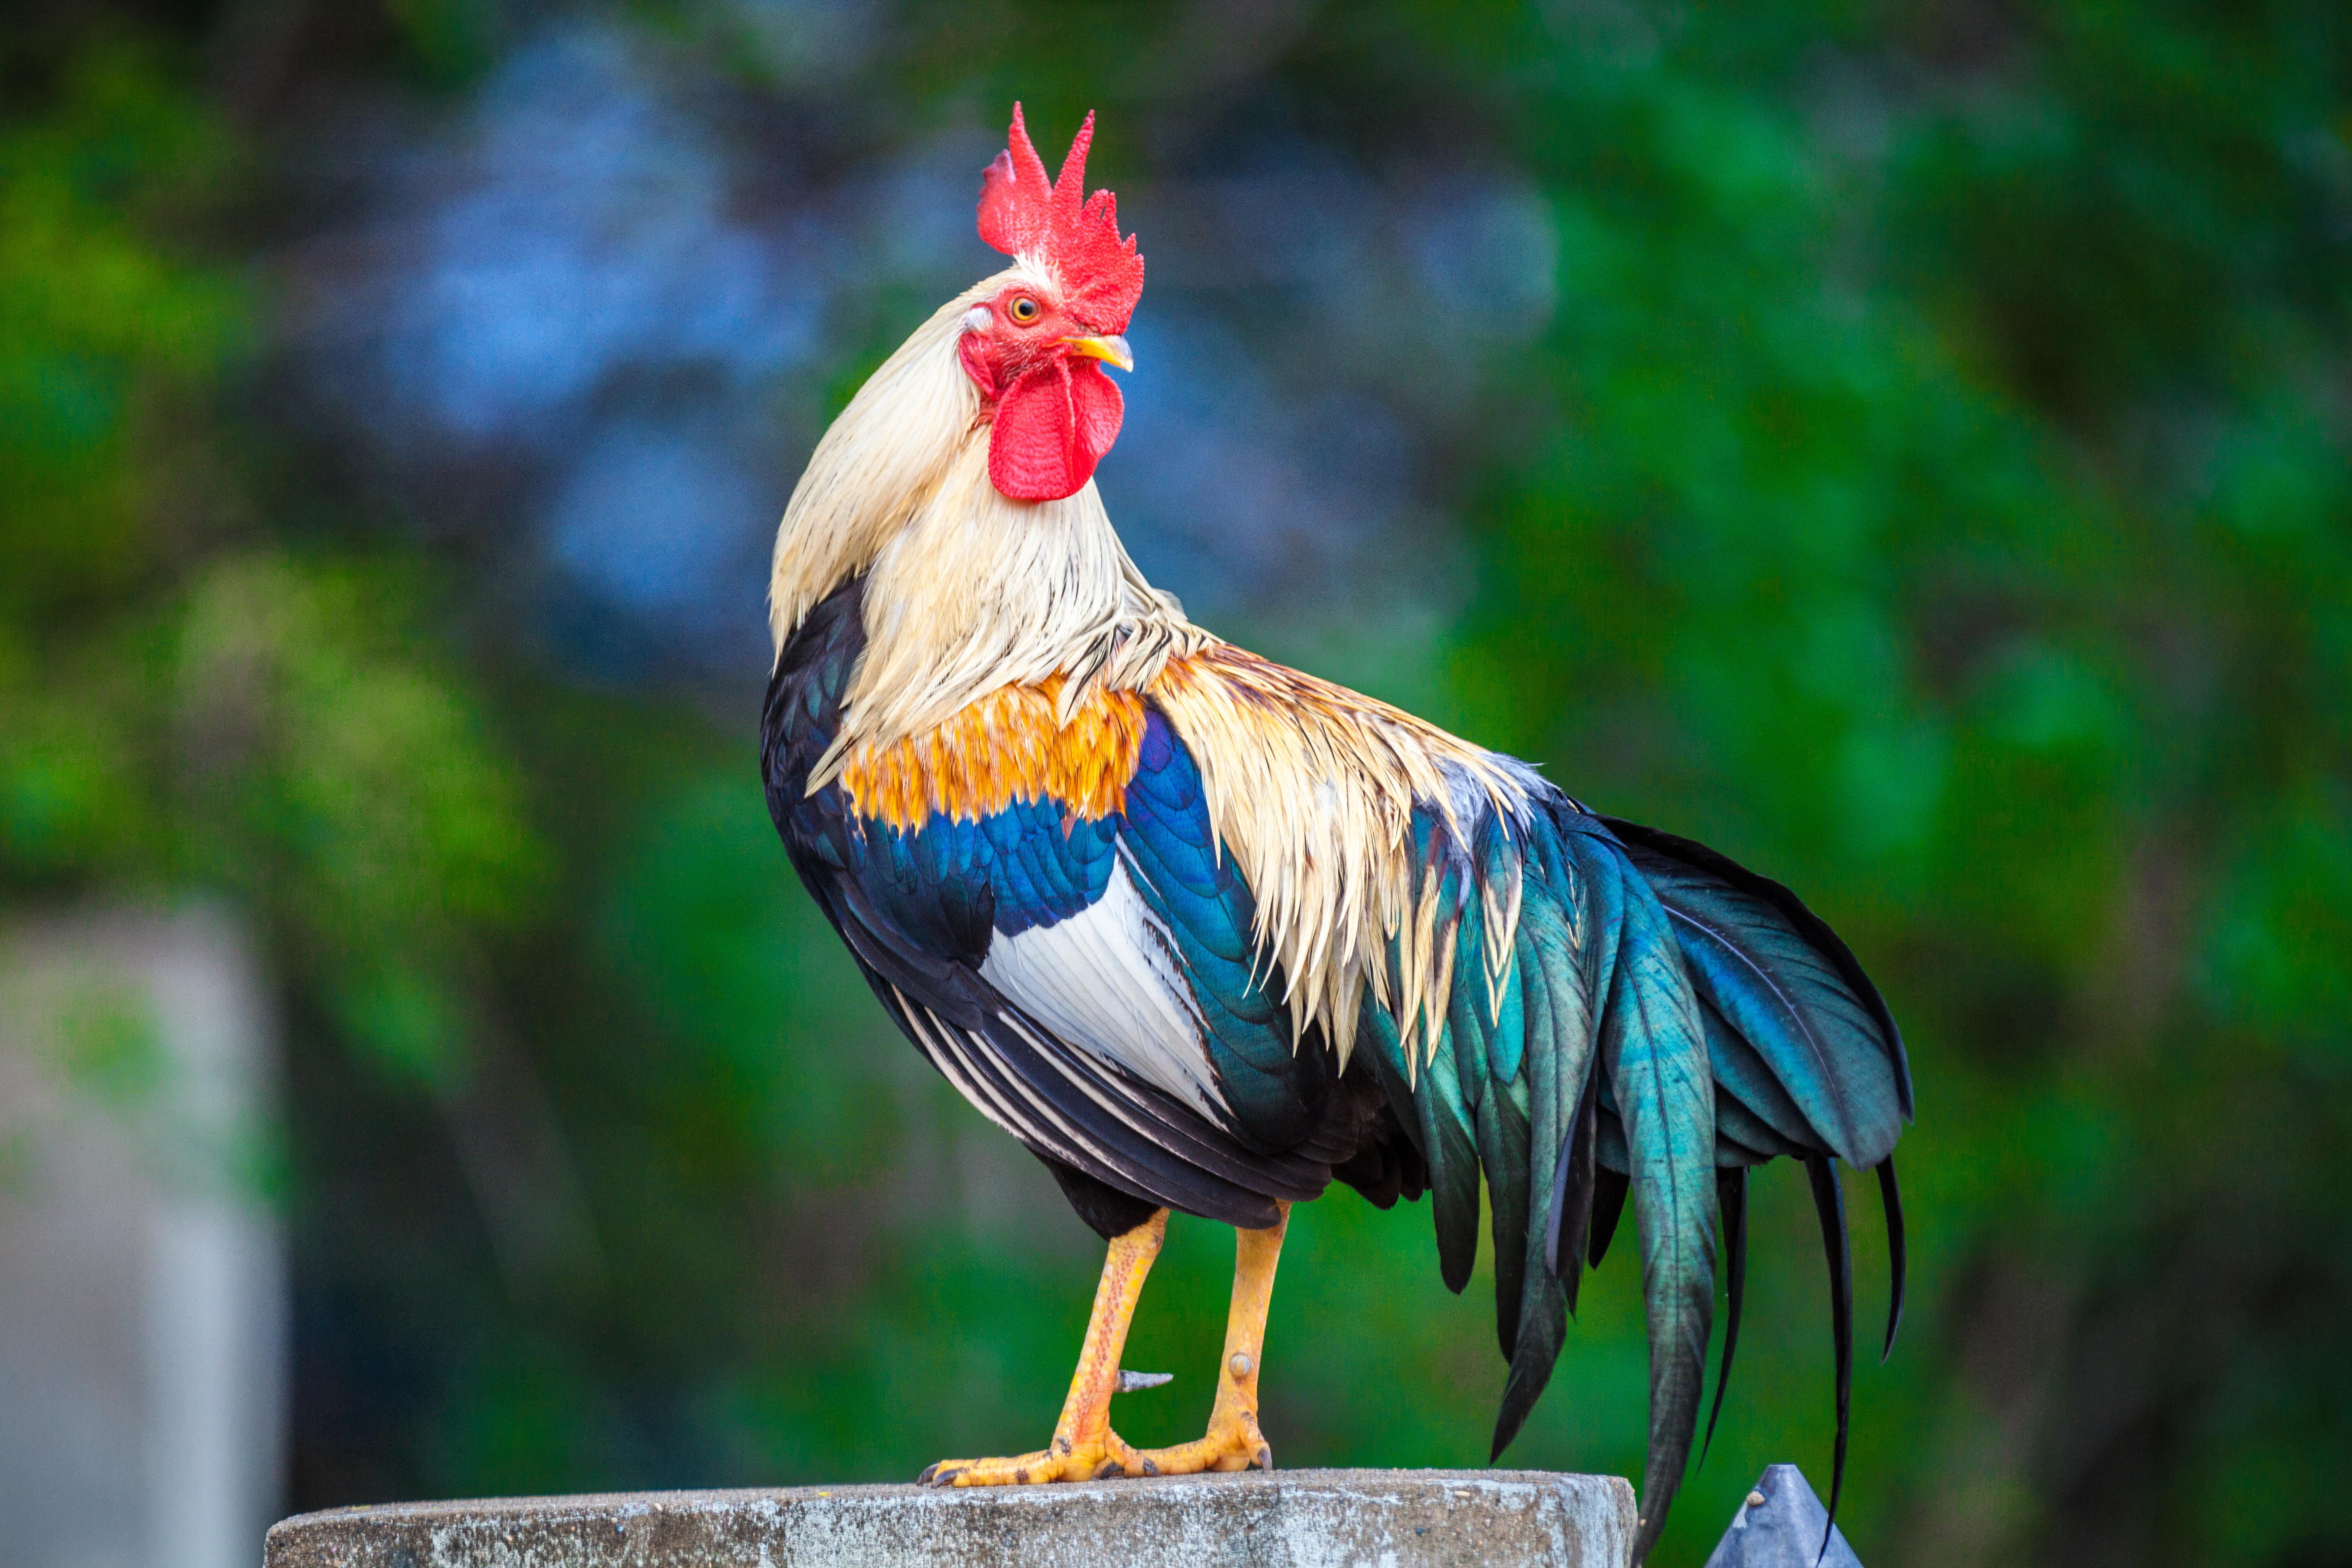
[1127,1200,1289,1476]
[919,1208,1166,1486]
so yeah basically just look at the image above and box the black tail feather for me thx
[1588,1165,1630,1268]
[1490,1270,1567,1460]
[1548,1068,1600,1314]
[1877,1155,1906,1363]
[1805,1152,1853,1560]
[1481,1079,1531,1357]
[1702,1166,1748,1464]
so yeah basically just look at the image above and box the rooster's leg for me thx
[918,1207,1166,1486]
[1127,1200,1289,1476]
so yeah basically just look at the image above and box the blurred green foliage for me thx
[3,4,2347,1565]
[0,46,541,1099]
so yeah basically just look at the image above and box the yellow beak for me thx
[1065,334,1134,373]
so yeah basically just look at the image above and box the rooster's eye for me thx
[1008,296,1041,324]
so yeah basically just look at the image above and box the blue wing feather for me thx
[1116,711,1331,1146]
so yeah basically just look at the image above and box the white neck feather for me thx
[768,283,991,648]
[769,270,1206,785]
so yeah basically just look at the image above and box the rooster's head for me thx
[959,105,1144,503]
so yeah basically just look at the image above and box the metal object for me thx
[1701,1465,1864,1568]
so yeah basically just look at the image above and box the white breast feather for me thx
[979,858,1228,1123]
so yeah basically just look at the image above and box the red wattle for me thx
[988,358,1124,502]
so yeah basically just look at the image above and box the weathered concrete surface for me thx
[266,1469,1637,1568]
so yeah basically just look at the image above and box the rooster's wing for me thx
[762,578,1351,1231]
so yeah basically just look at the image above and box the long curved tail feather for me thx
[1806,1150,1855,1554]
[1877,1156,1906,1362]
[1703,1165,1748,1463]
[1372,801,1909,1564]
[1611,815,1909,1548]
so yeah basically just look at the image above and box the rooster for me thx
[761,107,1911,1561]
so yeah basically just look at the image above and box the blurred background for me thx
[1,1,2347,1564]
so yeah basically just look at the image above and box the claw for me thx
[1117,1369,1173,1393]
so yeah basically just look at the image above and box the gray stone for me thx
[1700,1465,1863,1568]
[266,1469,1637,1568]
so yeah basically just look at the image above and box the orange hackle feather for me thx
[839,674,1147,830]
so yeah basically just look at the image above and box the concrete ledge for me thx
[266,1469,1637,1568]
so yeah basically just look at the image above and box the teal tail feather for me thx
[1369,801,1909,1564]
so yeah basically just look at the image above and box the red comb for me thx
[977,104,1144,334]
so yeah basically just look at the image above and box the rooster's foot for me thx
[918,1427,1143,1487]
[1130,1406,1273,1475]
